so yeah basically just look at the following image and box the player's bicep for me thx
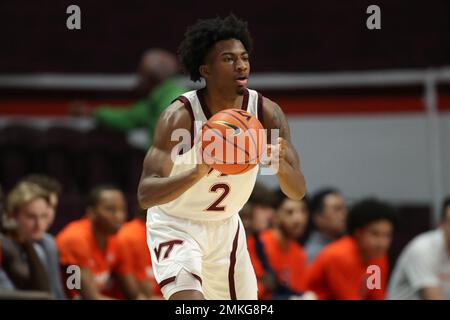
[141,101,190,179]
[263,98,300,168]
[263,99,291,141]
[141,145,173,179]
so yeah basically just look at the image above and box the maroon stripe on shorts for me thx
[191,273,203,285]
[228,223,240,300]
[158,276,176,289]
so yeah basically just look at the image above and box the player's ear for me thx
[199,64,209,79]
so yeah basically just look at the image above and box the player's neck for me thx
[203,87,242,114]
[91,224,108,250]
[318,229,336,241]
[274,228,290,251]
[356,243,371,264]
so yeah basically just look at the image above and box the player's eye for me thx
[242,56,249,62]
[223,56,234,63]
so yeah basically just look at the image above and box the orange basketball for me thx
[201,108,266,175]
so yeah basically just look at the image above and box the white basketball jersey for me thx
[149,88,263,221]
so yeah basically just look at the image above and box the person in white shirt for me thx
[388,197,450,300]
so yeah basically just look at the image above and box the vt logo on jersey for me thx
[212,120,242,135]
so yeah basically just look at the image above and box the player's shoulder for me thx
[260,95,281,111]
[404,229,443,257]
[56,218,90,244]
[316,236,356,265]
[260,228,277,240]
[256,94,286,129]
[258,229,276,250]
[157,98,192,132]
[117,218,144,240]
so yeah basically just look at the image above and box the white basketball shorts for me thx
[146,207,258,300]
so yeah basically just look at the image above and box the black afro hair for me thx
[347,198,397,235]
[178,14,253,82]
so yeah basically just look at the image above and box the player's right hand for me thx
[194,161,210,178]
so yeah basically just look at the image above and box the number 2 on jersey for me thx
[205,183,230,211]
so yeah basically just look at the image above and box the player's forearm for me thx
[277,165,306,200]
[138,168,204,209]
[80,271,114,300]
[117,274,141,300]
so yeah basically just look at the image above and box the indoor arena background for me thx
[0,0,449,300]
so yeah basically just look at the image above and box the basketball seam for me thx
[225,110,265,161]
[221,110,251,131]
[204,123,250,157]
[219,110,259,155]
[202,149,259,165]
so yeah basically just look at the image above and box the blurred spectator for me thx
[240,202,266,297]
[19,174,66,299]
[240,203,254,236]
[305,188,347,262]
[116,208,162,299]
[248,182,276,233]
[248,189,310,299]
[0,184,15,290]
[387,196,450,300]
[0,260,14,290]
[305,199,396,300]
[21,174,62,228]
[244,182,277,298]
[73,49,187,146]
[56,185,139,299]
[0,182,54,294]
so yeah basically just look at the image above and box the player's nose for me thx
[235,59,247,72]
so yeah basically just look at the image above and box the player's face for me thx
[355,220,393,260]
[316,193,347,237]
[91,190,126,235]
[15,198,50,241]
[45,192,58,229]
[252,204,275,232]
[277,199,309,240]
[203,39,250,95]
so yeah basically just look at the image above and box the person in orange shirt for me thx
[240,184,277,299]
[240,203,266,298]
[56,185,139,299]
[248,189,310,299]
[115,209,162,299]
[305,198,396,300]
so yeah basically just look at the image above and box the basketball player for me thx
[137,14,306,300]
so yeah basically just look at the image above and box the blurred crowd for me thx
[1,176,449,300]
